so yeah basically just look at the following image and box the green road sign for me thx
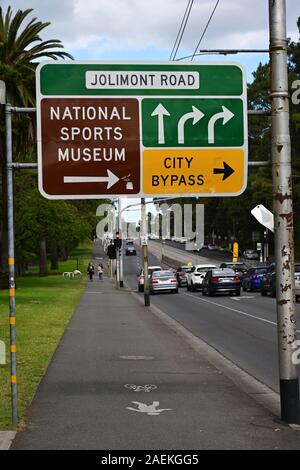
[142,98,244,147]
[36,61,248,199]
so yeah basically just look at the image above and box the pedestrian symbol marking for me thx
[126,401,172,415]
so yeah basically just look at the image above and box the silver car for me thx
[150,270,178,294]
[137,265,162,292]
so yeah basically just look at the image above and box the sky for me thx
[4,0,300,223]
[4,0,300,81]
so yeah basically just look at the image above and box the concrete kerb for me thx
[125,280,283,423]
[0,431,16,450]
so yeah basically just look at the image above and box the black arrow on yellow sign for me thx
[213,162,235,181]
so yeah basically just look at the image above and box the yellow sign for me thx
[187,262,193,266]
[232,242,239,262]
[143,149,245,195]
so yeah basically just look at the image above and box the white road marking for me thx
[182,291,300,333]
[120,355,154,360]
[124,384,157,392]
[126,401,172,415]
[230,296,255,301]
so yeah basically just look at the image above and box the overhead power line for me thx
[169,0,194,61]
[190,0,220,61]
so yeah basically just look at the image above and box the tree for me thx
[0,6,73,286]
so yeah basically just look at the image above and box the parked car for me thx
[208,244,218,251]
[125,245,136,256]
[137,265,162,292]
[150,270,178,294]
[175,265,192,287]
[202,268,241,296]
[243,249,259,260]
[242,266,267,292]
[260,263,276,297]
[186,264,217,291]
[219,262,249,278]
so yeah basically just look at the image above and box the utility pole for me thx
[269,0,300,424]
[141,198,150,306]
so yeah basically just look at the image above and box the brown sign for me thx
[40,98,140,197]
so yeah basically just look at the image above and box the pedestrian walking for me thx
[97,263,104,281]
[87,262,95,281]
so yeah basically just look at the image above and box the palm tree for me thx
[0,6,73,285]
[0,6,73,105]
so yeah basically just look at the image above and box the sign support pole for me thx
[5,103,18,425]
[269,0,300,424]
[141,198,150,306]
[118,198,124,287]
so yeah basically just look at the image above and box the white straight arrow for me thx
[177,106,204,144]
[208,106,234,144]
[64,169,119,189]
[151,104,170,144]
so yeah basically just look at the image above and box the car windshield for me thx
[152,271,174,278]
[196,266,215,272]
[212,269,236,276]
[149,267,162,273]
[253,268,267,274]
[295,264,300,273]
[178,267,191,272]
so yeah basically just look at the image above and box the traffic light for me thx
[107,244,116,259]
[114,231,122,249]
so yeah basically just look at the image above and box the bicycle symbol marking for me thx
[124,384,157,393]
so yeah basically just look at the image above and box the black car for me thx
[175,265,191,287]
[202,268,241,296]
[125,245,136,256]
[261,263,276,297]
[219,262,248,278]
[261,262,300,297]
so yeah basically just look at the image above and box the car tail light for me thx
[252,274,257,279]
[234,276,240,281]
[151,279,159,284]
[170,279,177,283]
[211,277,219,282]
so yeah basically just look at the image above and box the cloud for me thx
[1,0,299,60]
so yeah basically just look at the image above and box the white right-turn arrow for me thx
[151,104,170,144]
[208,106,234,144]
[64,169,119,189]
[177,106,204,144]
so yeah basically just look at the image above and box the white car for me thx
[186,264,217,291]
[137,265,162,292]
[295,262,300,301]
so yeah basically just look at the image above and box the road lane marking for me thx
[182,291,300,333]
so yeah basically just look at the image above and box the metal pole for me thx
[5,104,18,424]
[116,200,120,288]
[141,198,150,306]
[118,198,123,287]
[269,0,300,424]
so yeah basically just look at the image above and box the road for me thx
[123,242,300,393]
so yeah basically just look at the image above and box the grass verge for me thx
[0,243,92,430]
